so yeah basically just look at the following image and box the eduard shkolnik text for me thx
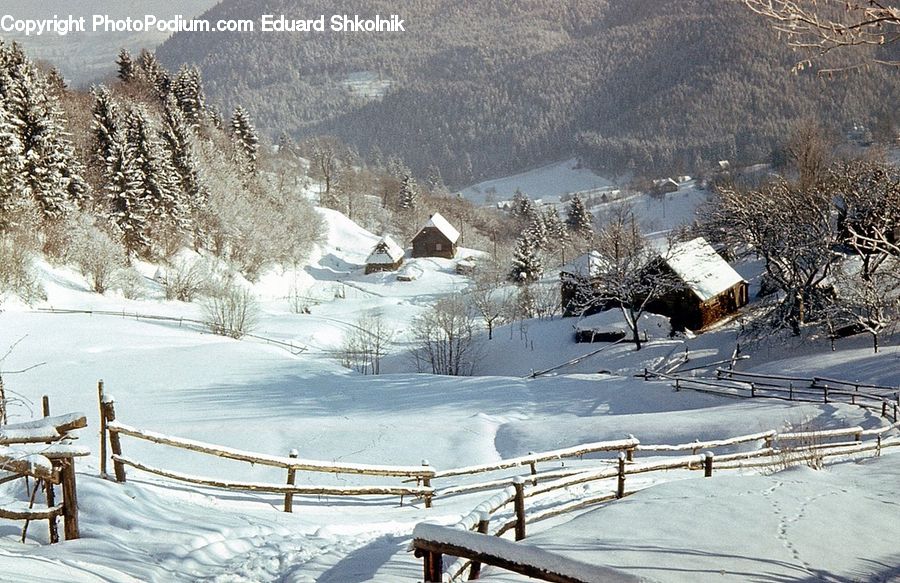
[0,14,405,36]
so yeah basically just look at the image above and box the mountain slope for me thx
[156,0,899,184]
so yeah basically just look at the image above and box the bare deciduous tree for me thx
[743,0,900,71]
[410,297,479,375]
[573,206,684,350]
[339,312,395,374]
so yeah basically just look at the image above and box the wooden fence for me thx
[641,368,900,422]
[0,400,88,543]
[413,423,900,582]
[98,387,435,511]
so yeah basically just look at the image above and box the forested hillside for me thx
[156,0,899,185]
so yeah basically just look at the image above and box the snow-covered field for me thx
[1,205,898,582]
[458,159,617,206]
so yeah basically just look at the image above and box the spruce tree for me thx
[125,106,186,237]
[509,231,543,283]
[92,85,121,167]
[173,65,205,130]
[117,49,135,83]
[543,206,567,247]
[566,195,593,239]
[161,97,207,213]
[230,105,259,173]
[398,174,417,211]
[137,50,170,97]
[105,130,149,254]
[0,105,24,231]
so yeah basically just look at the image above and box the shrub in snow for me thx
[339,312,394,375]
[410,296,480,376]
[114,268,147,300]
[162,258,212,302]
[0,232,45,304]
[68,222,126,294]
[202,276,259,339]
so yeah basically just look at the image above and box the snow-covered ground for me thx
[1,205,898,582]
[458,159,617,206]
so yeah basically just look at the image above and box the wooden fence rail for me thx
[0,400,87,544]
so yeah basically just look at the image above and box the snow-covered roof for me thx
[663,237,745,301]
[560,251,607,278]
[366,235,404,264]
[420,212,460,243]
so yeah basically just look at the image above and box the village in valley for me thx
[1,1,900,582]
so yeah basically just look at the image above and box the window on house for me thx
[435,243,442,251]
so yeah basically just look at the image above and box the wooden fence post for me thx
[103,398,126,483]
[42,395,50,417]
[45,466,59,544]
[616,453,626,499]
[60,459,79,540]
[883,401,888,418]
[704,452,714,478]
[422,459,433,509]
[513,476,526,541]
[823,384,829,404]
[788,382,793,401]
[98,381,107,479]
[750,383,755,398]
[468,512,490,580]
[284,449,298,513]
[422,550,442,582]
[528,452,537,486]
[877,435,882,457]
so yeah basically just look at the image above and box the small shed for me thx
[412,212,459,259]
[560,251,609,317]
[648,237,749,331]
[365,235,405,274]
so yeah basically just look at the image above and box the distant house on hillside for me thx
[412,212,459,259]
[365,235,405,274]
[651,178,679,197]
[560,238,749,330]
[647,237,749,331]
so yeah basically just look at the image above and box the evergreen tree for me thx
[0,104,25,231]
[105,129,149,254]
[230,105,259,173]
[525,209,547,250]
[510,189,531,220]
[117,49,135,83]
[161,97,207,212]
[125,106,186,237]
[137,50,170,97]
[398,174,417,211]
[543,206,568,247]
[566,195,593,239]
[173,65,205,130]
[509,231,543,283]
[92,85,121,167]
[9,60,85,222]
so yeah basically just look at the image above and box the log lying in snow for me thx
[107,421,434,478]
[0,413,87,445]
[112,455,433,497]
[412,523,642,583]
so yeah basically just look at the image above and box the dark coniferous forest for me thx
[156,0,900,185]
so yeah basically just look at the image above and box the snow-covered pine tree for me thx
[8,59,85,222]
[543,205,568,247]
[509,231,543,283]
[173,65,205,130]
[0,104,25,231]
[510,189,532,220]
[117,49,135,83]
[161,97,207,214]
[137,50,170,97]
[230,105,259,173]
[398,174,417,211]
[566,195,593,239]
[104,129,149,254]
[525,208,548,250]
[125,106,187,239]
[92,85,121,167]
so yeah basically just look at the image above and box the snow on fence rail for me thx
[0,401,88,543]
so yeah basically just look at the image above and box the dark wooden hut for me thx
[411,212,459,259]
